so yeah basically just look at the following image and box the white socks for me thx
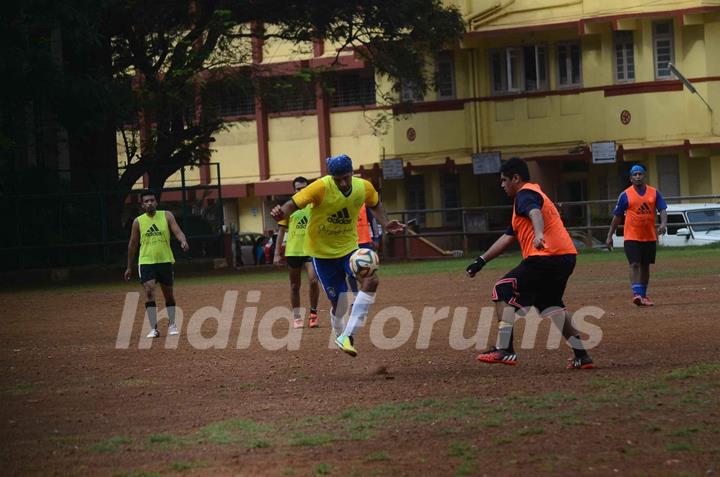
[330,310,345,337]
[342,291,375,338]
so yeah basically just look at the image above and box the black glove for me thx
[465,256,486,277]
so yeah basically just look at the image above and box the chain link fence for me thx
[0,164,225,272]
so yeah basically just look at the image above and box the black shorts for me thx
[624,240,656,265]
[286,256,311,269]
[492,255,576,313]
[139,263,174,285]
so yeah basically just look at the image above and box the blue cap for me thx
[327,154,353,176]
[630,165,646,175]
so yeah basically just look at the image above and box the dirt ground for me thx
[1,256,719,476]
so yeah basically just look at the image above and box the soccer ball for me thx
[349,249,380,277]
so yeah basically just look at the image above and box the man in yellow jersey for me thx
[124,190,189,338]
[273,177,321,329]
[465,158,595,369]
[270,154,405,357]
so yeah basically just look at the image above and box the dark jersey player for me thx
[465,157,595,369]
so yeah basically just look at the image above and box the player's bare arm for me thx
[166,211,189,251]
[606,215,622,250]
[271,200,299,222]
[274,225,287,265]
[528,208,545,249]
[124,219,140,281]
[368,201,405,234]
[466,234,516,277]
[658,209,668,235]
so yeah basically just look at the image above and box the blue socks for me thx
[632,283,648,297]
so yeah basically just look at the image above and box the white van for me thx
[612,203,720,247]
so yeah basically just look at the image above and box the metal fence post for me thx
[462,208,469,255]
[403,212,409,259]
[585,202,592,247]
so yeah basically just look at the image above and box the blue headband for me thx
[327,154,353,176]
[630,165,646,175]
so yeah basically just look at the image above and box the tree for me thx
[109,0,465,194]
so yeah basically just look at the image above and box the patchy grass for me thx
[666,363,720,380]
[313,463,331,476]
[288,432,339,447]
[89,436,133,453]
[665,442,695,452]
[1,383,33,396]
[145,434,183,450]
[516,426,545,437]
[8,242,720,295]
[668,427,700,437]
[170,461,207,472]
[196,418,273,446]
[78,366,718,476]
[366,451,391,462]
[449,441,478,477]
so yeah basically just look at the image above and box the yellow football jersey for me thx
[292,176,378,258]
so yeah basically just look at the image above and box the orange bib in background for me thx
[357,204,372,244]
[623,185,658,242]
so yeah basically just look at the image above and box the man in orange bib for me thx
[606,165,667,306]
[465,157,594,370]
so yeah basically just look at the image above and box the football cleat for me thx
[640,296,654,306]
[567,355,595,370]
[308,312,319,328]
[477,346,517,365]
[293,318,304,329]
[632,294,643,306]
[168,324,179,336]
[335,335,357,357]
[146,328,160,339]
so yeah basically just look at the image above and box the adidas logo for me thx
[145,223,162,237]
[295,216,308,230]
[327,207,352,225]
[637,202,653,215]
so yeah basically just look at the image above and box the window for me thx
[328,69,376,108]
[490,45,547,94]
[401,80,424,102]
[523,45,548,91]
[614,31,635,82]
[218,91,255,117]
[653,21,674,79]
[405,175,426,225]
[666,213,685,235]
[687,209,720,232]
[435,52,456,99]
[266,77,316,114]
[442,173,461,226]
[657,154,680,197]
[557,42,582,88]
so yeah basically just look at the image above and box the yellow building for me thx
[129,0,720,235]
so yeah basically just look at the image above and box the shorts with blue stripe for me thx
[312,252,358,303]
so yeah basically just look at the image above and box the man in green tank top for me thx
[124,190,189,338]
[274,177,321,329]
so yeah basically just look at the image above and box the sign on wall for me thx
[382,159,404,180]
[591,141,617,164]
[472,152,502,175]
